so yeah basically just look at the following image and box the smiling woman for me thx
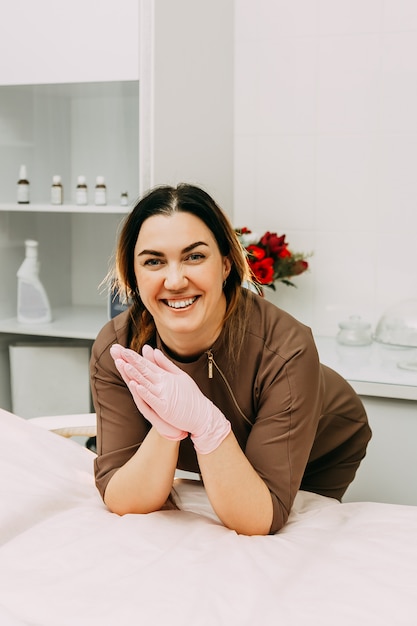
[90,183,371,536]
[133,212,231,357]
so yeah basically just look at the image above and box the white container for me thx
[75,175,88,205]
[337,316,372,346]
[94,175,107,205]
[17,239,52,324]
[51,174,63,204]
[17,164,30,204]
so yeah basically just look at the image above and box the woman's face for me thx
[134,211,231,356]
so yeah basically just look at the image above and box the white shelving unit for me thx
[0,78,139,413]
[0,76,139,307]
[1,210,131,345]
[0,204,131,215]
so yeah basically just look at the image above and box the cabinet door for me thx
[344,396,417,506]
[0,0,139,85]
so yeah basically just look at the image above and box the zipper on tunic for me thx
[207,349,214,379]
[205,349,252,426]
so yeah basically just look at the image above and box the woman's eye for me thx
[143,258,163,267]
[187,252,205,262]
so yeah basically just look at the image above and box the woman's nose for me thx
[164,264,187,290]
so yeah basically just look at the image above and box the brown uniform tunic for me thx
[91,294,371,533]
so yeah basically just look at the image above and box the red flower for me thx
[236,226,310,287]
[249,257,274,285]
[260,232,288,258]
[278,246,291,259]
[246,244,266,261]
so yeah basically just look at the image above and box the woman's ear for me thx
[223,256,232,280]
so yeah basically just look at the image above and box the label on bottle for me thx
[95,188,107,205]
[51,185,63,205]
[18,280,50,320]
[76,188,88,205]
[17,183,30,204]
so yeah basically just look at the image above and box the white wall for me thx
[147,0,234,212]
[234,0,417,336]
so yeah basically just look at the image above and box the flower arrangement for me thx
[235,227,310,289]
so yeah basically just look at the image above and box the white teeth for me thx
[166,297,196,309]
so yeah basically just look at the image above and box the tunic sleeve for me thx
[244,324,323,534]
[90,318,151,500]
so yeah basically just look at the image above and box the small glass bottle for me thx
[17,165,30,204]
[120,191,128,206]
[75,175,88,205]
[51,175,63,205]
[94,175,107,206]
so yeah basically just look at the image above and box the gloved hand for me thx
[111,343,187,442]
[110,344,231,454]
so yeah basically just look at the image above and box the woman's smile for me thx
[164,296,199,310]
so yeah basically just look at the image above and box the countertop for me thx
[314,336,417,401]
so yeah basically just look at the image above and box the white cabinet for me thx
[315,337,417,506]
[0,0,139,85]
[343,395,417,506]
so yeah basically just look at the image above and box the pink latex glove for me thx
[111,343,187,442]
[111,344,231,454]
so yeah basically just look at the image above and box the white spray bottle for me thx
[17,240,52,324]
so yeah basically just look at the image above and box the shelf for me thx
[0,203,131,215]
[0,306,110,341]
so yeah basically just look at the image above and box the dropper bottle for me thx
[94,176,107,205]
[17,165,30,204]
[51,175,63,205]
[76,175,88,205]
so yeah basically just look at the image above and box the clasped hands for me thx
[110,344,231,454]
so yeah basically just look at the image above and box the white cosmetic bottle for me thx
[17,165,30,204]
[17,239,52,324]
[94,175,107,205]
[75,175,88,205]
[51,175,63,205]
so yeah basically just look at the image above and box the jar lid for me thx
[338,315,371,331]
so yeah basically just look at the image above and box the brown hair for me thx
[114,183,253,359]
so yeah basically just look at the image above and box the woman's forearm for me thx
[104,427,180,515]
[197,432,274,535]
[103,426,273,533]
